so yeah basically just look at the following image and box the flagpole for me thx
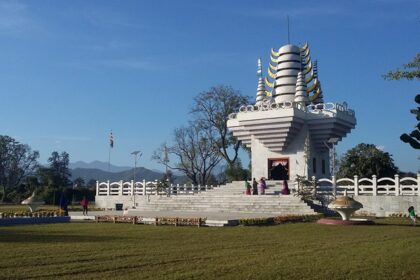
[108,146,111,172]
[108,130,114,172]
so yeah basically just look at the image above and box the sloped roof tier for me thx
[227,102,356,152]
[307,114,356,152]
[227,107,306,151]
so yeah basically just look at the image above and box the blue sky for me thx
[0,0,419,172]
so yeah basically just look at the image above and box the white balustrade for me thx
[308,174,419,197]
[96,174,419,197]
[96,179,219,196]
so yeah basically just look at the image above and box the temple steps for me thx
[131,191,315,215]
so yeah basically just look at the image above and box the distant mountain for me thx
[69,161,131,173]
[70,166,190,184]
[71,167,163,182]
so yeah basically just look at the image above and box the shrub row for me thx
[239,214,323,226]
[0,210,66,218]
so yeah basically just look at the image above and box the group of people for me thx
[59,194,89,216]
[245,178,290,195]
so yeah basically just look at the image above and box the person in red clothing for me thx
[245,180,251,195]
[281,180,290,195]
[81,196,89,216]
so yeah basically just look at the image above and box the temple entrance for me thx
[268,158,289,180]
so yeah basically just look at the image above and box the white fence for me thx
[96,180,219,196]
[96,174,420,197]
[314,174,420,196]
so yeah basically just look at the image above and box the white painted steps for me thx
[129,180,315,216]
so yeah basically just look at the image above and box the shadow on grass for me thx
[0,228,116,243]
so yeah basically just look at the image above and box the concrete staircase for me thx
[130,181,316,216]
[208,180,287,195]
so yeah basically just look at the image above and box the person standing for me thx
[259,178,266,195]
[252,178,258,195]
[281,180,290,195]
[81,196,89,216]
[59,192,69,216]
[245,180,251,195]
[408,206,416,226]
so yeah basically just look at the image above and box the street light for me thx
[164,144,170,196]
[325,137,339,197]
[131,150,142,208]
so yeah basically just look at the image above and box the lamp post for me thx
[164,144,170,196]
[327,138,339,197]
[131,150,142,208]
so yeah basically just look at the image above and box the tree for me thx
[383,53,420,149]
[48,151,71,188]
[38,151,71,204]
[400,94,420,149]
[87,179,97,190]
[0,135,39,202]
[73,177,85,188]
[337,143,399,178]
[153,123,222,185]
[383,53,420,81]
[224,158,249,182]
[190,85,250,168]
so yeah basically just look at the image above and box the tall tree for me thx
[0,135,39,202]
[45,151,71,189]
[383,53,420,149]
[190,85,250,168]
[337,143,399,178]
[153,124,222,185]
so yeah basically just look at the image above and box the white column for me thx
[120,180,124,195]
[107,180,110,195]
[131,180,135,195]
[96,181,99,196]
[372,175,377,196]
[417,173,420,196]
[155,180,158,195]
[394,174,400,196]
[311,176,316,196]
[143,179,146,195]
[354,175,359,196]
[332,175,336,197]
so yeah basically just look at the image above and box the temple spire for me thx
[256,58,267,105]
[312,61,324,104]
[294,71,309,106]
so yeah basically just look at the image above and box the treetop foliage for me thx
[383,53,420,81]
[0,135,39,202]
[338,143,399,179]
[190,85,250,166]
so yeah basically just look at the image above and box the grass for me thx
[0,219,420,279]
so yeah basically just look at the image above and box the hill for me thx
[70,167,163,183]
[70,167,189,184]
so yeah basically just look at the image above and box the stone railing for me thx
[312,174,420,196]
[229,102,354,120]
[96,180,219,196]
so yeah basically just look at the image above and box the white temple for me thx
[227,42,356,181]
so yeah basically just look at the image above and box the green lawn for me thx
[0,219,419,280]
